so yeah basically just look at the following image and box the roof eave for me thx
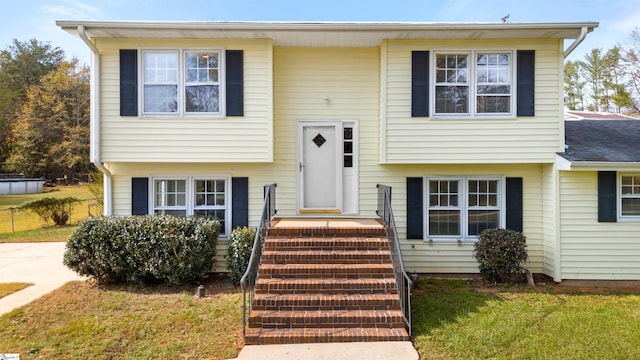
[556,155,640,171]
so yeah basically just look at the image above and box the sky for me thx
[1,0,640,63]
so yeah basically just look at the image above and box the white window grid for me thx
[151,176,231,235]
[140,48,224,117]
[432,50,515,118]
[425,176,505,241]
[619,174,640,219]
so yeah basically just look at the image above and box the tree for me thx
[0,39,64,171]
[564,60,586,110]
[622,28,640,111]
[579,49,606,112]
[6,60,90,180]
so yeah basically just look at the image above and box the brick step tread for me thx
[264,237,389,251]
[252,293,401,311]
[255,278,398,294]
[248,309,405,328]
[268,228,385,237]
[244,327,409,345]
[262,250,391,264]
[258,263,394,278]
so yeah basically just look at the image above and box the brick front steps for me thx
[244,219,409,345]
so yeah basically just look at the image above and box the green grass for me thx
[0,226,76,243]
[0,280,242,360]
[412,278,640,359]
[0,283,32,299]
[0,185,98,237]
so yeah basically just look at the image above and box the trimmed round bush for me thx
[225,226,256,286]
[472,228,528,284]
[64,215,220,285]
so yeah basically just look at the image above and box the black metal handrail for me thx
[240,183,277,337]
[376,184,412,336]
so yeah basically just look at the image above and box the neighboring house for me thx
[58,20,637,282]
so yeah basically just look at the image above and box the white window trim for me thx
[149,175,232,236]
[424,175,506,242]
[139,48,226,119]
[618,173,640,222]
[431,50,516,119]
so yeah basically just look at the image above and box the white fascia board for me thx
[556,155,640,171]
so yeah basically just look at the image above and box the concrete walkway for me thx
[0,242,85,315]
[234,341,419,360]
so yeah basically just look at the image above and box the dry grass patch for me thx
[0,283,32,299]
[0,277,243,359]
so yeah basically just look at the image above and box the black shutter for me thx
[598,171,617,222]
[232,177,249,228]
[506,177,523,232]
[226,50,244,116]
[411,51,430,117]
[517,50,535,117]
[406,177,424,239]
[120,50,138,116]
[131,177,148,215]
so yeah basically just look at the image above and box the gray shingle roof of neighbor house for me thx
[560,120,640,162]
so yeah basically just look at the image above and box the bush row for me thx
[64,216,220,285]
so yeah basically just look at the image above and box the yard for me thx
[0,184,98,240]
[1,277,639,359]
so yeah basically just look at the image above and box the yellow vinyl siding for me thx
[382,39,563,164]
[559,171,640,280]
[96,38,273,163]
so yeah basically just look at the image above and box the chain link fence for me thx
[0,198,101,234]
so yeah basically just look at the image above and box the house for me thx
[57,20,637,283]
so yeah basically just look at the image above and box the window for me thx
[343,127,353,168]
[620,175,640,217]
[433,51,514,117]
[426,177,503,240]
[153,176,229,234]
[142,49,223,116]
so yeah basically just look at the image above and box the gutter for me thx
[564,26,588,58]
[78,25,113,216]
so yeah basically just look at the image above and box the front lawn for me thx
[0,279,242,359]
[2,276,639,359]
[412,278,640,359]
[0,283,32,299]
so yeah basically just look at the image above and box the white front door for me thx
[298,121,342,211]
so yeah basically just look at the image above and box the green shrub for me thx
[63,216,220,285]
[225,226,256,286]
[19,197,79,226]
[472,228,528,284]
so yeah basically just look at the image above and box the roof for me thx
[56,20,598,47]
[565,111,638,120]
[560,120,640,163]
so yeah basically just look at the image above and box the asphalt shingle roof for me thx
[560,120,640,162]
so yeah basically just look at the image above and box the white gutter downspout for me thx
[78,25,113,215]
[564,26,588,58]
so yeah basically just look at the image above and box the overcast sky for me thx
[1,0,639,63]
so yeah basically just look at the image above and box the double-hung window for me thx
[434,51,514,117]
[152,176,229,234]
[620,174,640,218]
[142,49,223,117]
[426,177,503,240]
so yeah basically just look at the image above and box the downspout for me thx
[564,26,588,59]
[78,25,113,215]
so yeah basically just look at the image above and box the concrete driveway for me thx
[0,242,85,315]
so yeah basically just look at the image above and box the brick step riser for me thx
[244,328,409,345]
[258,273,395,280]
[249,315,405,329]
[262,258,391,265]
[255,287,398,295]
[252,322,406,329]
[264,240,389,249]
[268,229,386,237]
[252,302,400,311]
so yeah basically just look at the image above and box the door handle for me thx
[299,162,304,172]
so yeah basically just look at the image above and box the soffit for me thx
[57,21,599,47]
